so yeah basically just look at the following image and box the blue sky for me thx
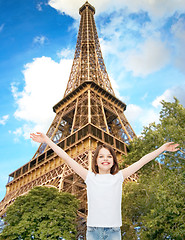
[0,0,185,201]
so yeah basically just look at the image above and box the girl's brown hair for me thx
[92,144,119,175]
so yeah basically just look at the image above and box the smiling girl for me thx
[30,132,179,240]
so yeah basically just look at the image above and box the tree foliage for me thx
[121,98,185,239]
[0,186,79,240]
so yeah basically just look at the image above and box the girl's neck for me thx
[98,169,111,174]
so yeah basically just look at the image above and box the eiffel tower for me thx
[0,1,136,237]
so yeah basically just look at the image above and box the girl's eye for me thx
[99,155,112,158]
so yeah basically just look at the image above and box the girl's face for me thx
[96,148,114,174]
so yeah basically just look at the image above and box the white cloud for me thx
[13,127,22,136]
[152,84,185,108]
[125,83,185,135]
[125,103,159,127]
[0,115,9,125]
[48,0,185,20]
[139,108,160,127]
[57,48,74,59]
[48,0,84,19]
[125,103,160,135]
[109,76,127,102]
[123,38,170,77]
[33,35,47,45]
[141,92,148,101]
[125,104,143,123]
[0,24,4,32]
[125,83,185,134]
[12,56,72,139]
[97,13,173,78]
[36,2,43,11]
[171,18,185,42]
[48,0,184,79]
[12,127,23,142]
[171,18,185,74]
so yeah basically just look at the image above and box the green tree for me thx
[140,170,184,239]
[0,186,79,240]
[121,98,185,239]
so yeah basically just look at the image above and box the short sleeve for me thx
[118,170,124,183]
[85,171,94,184]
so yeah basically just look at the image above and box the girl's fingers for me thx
[30,133,40,140]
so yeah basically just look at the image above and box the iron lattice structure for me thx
[0,2,136,238]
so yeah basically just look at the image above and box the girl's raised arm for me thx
[121,142,179,179]
[30,132,88,181]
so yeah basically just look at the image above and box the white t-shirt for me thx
[85,170,124,227]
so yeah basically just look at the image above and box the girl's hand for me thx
[162,142,179,152]
[30,132,47,143]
